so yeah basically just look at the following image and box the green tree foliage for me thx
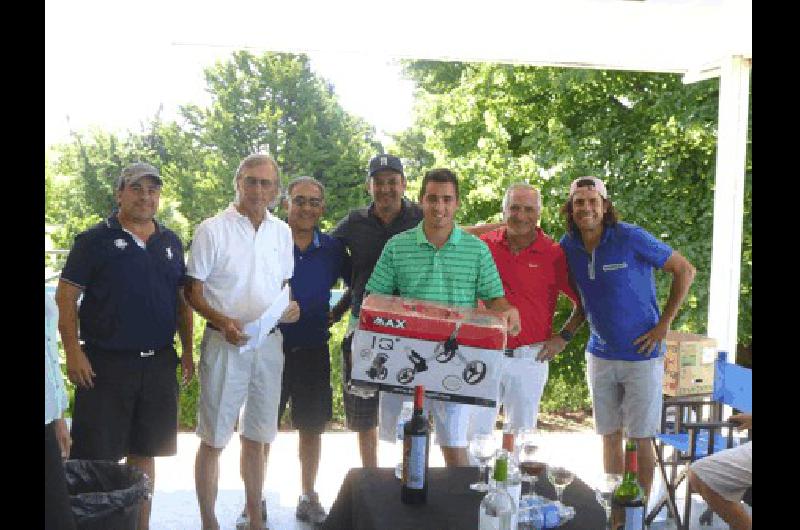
[45,51,383,246]
[399,61,751,409]
[45,122,189,249]
[173,51,381,232]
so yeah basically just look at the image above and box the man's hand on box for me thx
[505,306,521,336]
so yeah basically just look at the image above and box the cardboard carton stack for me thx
[663,331,717,396]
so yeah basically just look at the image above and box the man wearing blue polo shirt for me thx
[276,176,350,525]
[56,163,194,530]
[559,176,696,498]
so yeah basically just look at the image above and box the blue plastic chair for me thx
[646,351,752,529]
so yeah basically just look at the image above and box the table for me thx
[322,466,606,529]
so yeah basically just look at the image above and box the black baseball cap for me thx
[368,154,404,177]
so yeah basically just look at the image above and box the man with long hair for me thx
[559,176,696,501]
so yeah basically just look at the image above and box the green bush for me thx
[328,313,350,426]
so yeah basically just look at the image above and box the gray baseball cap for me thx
[117,163,163,189]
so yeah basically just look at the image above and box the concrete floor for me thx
[149,430,746,529]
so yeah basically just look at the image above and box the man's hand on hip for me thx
[633,320,670,355]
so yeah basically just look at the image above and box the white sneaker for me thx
[296,492,327,525]
[235,498,268,530]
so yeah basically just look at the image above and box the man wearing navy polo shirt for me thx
[559,176,696,497]
[329,154,423,469]
[56,162,194,530]
[276,176,350,525]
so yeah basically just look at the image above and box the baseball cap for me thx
[368,154,404,177]
[568,176,608,199]
[117,163,163,189]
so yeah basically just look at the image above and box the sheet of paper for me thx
[239,285,292,353]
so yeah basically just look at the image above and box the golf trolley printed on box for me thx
[350,294,507,407]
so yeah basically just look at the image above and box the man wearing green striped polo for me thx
[366,168,521,466]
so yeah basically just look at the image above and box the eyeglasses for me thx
[291,196,323,208]
[243,176,278,189]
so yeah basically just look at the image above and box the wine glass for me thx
[547,465,575,504]
[593,473,623,530]
[516,429,544,497]
[468,433,496,492]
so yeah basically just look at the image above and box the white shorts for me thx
[196,328,284,448]
[586,351,663,438]
[470,344,549,437]
[378,392,474,447]
[691,441,752,502]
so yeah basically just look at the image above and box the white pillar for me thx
[706,55,751,358]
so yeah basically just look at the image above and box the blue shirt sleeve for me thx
[629,226,673,269]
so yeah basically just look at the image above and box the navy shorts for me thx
[70,344,179,460]
[278,343,333,433]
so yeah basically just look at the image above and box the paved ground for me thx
[149,430,745,529]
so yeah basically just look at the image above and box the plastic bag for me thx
[64,460,150,530]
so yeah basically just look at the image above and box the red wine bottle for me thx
[401,385,430,504]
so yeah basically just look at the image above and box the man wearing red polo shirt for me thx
[472,183,585,434]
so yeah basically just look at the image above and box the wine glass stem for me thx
[605,508,612,530]
[479,464,487,485]
[556,486,564,502]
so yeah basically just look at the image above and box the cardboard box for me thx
[663,331,717,396]
[351,294,507,407]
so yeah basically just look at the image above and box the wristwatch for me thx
[558,329,574,342]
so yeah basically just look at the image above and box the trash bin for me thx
[64,460,150,530]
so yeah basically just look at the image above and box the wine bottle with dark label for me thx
[611,439,646,530]
[401,385,430,504]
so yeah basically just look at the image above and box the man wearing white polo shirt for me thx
[186,154,300,530]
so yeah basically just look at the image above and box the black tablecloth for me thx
[322,466,606,530]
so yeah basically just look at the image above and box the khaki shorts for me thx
[196,329,284,448]
[691,441,752,502]
[585,351,663,438]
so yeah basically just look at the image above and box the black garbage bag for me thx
[64,460,150,530]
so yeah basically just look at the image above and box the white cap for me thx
[569,176,608,199]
